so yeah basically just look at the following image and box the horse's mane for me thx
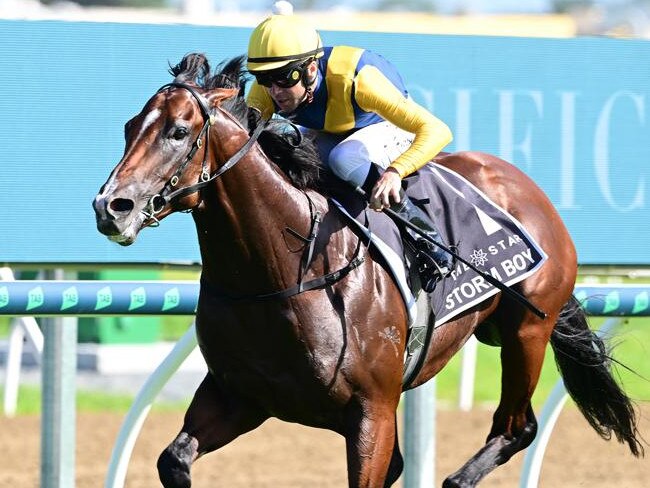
[169,53,325,191]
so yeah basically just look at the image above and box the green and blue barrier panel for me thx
[0,282,648,317]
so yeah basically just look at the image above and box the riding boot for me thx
[360,164,453,293]
[390,194,454,293]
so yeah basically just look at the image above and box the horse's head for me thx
[93,53,244,246]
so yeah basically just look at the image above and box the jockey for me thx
[246,13,454,292]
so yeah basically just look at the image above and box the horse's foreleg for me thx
[344,400,400,488]
[157,373,267,488]
[385,419,404,487]
[443,314,554,488]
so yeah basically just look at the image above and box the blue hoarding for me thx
[0,20,647,264]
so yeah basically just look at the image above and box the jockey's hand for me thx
[370,167,402,211]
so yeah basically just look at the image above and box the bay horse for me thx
[93,53,643,487]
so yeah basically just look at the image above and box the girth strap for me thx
[240,253,365,301]
[202,200,367,302]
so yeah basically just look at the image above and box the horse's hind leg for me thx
[443,311,556,488]
[157,373,267,488]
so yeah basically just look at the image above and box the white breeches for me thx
[308,121,414,187]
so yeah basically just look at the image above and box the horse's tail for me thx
[550,295,644,457]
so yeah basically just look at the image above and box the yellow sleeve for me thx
[246,82,276,120]
[354,65,453,178]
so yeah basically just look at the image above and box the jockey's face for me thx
[265,60,317,114]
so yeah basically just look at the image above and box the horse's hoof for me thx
[442,476,472,488]
[157,435,194,488]
[158,469,191,488]
[157,450,191,488]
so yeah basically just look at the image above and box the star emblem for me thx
[469,249,489,267]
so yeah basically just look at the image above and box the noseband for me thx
[142,82,266,224]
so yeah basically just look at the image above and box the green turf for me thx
[0,384,188,415]
[435,317,650,408]
[0,317,9,338]
[4,317,646,415]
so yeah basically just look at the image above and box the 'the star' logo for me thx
[469,249,489,267]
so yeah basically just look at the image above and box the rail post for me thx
[40,269,77,488]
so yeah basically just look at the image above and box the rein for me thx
[142,82,266,223]
[144,82,366,302]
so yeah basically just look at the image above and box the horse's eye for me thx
[172,127,189,140]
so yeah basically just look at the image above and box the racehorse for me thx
[93,53,643,487]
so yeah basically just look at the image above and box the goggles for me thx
[253,61,309,88]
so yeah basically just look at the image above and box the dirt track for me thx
[1,403,648,487]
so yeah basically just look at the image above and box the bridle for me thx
[140,82,366,302]
[141,82,266,225]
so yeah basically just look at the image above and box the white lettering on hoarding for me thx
[453,88,474,151]
[408,85,646,213]
[559,91,579,210]
[497,90,543,172]
[594,91,646,212]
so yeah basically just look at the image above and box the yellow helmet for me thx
[247,15,324,73]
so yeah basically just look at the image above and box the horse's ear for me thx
[206,87,239,107]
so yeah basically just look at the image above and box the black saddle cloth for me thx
[332,163,547,327]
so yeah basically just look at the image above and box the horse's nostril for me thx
[110,198,135,213]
